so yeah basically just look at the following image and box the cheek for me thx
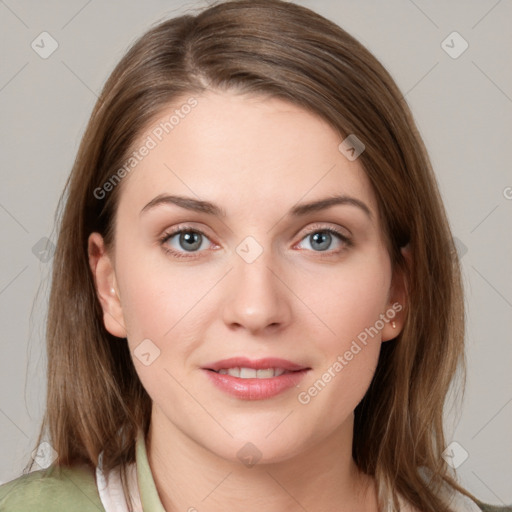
[114,252,198,401]
[115,237,202,340]
[302,249,392,352]
[114,241,220,394]
[298,250,391,412]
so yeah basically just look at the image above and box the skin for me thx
[89,89,409,512]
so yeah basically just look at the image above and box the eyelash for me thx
[158,224,353,260]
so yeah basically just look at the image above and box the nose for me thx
[222,248,292,335]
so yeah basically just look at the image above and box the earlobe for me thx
[381,244,410,342]
[87,232,127,338]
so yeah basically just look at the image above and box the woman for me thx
[1,1,509,510]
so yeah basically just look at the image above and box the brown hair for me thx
[27,0,474,510]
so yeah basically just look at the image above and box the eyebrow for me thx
[140,193,372,219]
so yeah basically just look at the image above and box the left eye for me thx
[296,228,350,253]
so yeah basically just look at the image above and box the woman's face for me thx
[90,89,406,463]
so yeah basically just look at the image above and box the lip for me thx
[203,357,308,372]
[202,367,310,400]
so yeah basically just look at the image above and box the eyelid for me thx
[295,222,351,240]
[159,222,215,243]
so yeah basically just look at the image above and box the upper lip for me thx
[203,357,309,372]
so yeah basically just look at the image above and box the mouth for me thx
[201,357,311,400]
[203,367,309,400]
[205,367,300,378]
[202,356,310,375]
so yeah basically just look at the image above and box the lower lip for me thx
[202,369,309,400]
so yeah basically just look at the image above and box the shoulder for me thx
[0,463,104,511]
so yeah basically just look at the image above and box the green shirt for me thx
[0,429,164,511]
[0,431,510,511]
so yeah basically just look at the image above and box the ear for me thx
[381,244,410,342]
[88,232,127,338]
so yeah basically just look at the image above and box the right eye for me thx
[159,226,214,259]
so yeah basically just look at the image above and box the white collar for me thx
[96,452,143,512]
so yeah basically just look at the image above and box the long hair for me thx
[27,1,472,510]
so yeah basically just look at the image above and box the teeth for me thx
[217,367,287,378]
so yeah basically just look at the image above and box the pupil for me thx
[181,232,201,251]
[311,231,331,251]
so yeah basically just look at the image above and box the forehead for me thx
[117,89,378,220]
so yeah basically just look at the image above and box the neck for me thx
[146,406,378,512]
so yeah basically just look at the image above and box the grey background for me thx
[1,0,511,505]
